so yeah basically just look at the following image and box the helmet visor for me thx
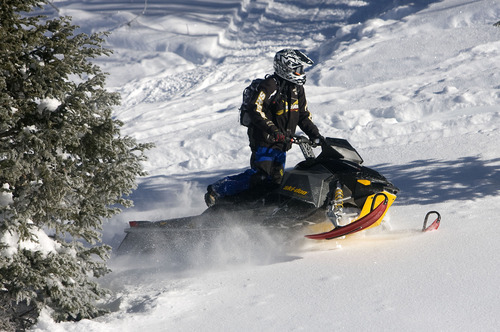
[295,50,314,66]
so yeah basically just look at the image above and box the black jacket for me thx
[247,75,320,151]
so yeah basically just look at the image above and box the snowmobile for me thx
[116,136,405,255]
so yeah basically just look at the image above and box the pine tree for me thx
[0,0,152,329]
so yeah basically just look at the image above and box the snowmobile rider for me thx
[205,49,323,207]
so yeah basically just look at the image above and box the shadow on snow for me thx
[375,156,500,205]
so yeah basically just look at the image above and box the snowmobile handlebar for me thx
[291,135,324,146]
[290,135,310,144]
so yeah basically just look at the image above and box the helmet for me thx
[273,49,314,85]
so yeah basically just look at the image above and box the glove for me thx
[310,135,324,147]
[273,131,286,143]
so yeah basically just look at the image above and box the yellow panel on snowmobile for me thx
[359,191,397,230]
[357,179,372,186]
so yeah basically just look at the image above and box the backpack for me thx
[239,76,282,127]
[239,78,264,127]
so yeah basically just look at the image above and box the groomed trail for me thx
[32,0,500,331]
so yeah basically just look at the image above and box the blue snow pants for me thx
[211,146,286,197]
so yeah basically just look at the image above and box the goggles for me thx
[293,65,305,76]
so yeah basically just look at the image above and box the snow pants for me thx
[210,146,286,198]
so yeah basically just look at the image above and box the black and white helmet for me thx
[273,49,314,85]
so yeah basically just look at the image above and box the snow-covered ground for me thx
[32,0,500,331]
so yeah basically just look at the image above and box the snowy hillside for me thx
[32,0,500,331]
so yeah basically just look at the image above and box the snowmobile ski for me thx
[422,211,441,232]
[305,193,389,240]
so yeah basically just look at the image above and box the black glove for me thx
[310,135,324,147]
[273,130,286,143]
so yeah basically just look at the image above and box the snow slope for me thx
[32,0,500,331]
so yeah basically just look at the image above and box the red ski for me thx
[305,195,389,240]
[422,211,441,232]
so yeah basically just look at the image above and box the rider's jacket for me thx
[246,74,320,151]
